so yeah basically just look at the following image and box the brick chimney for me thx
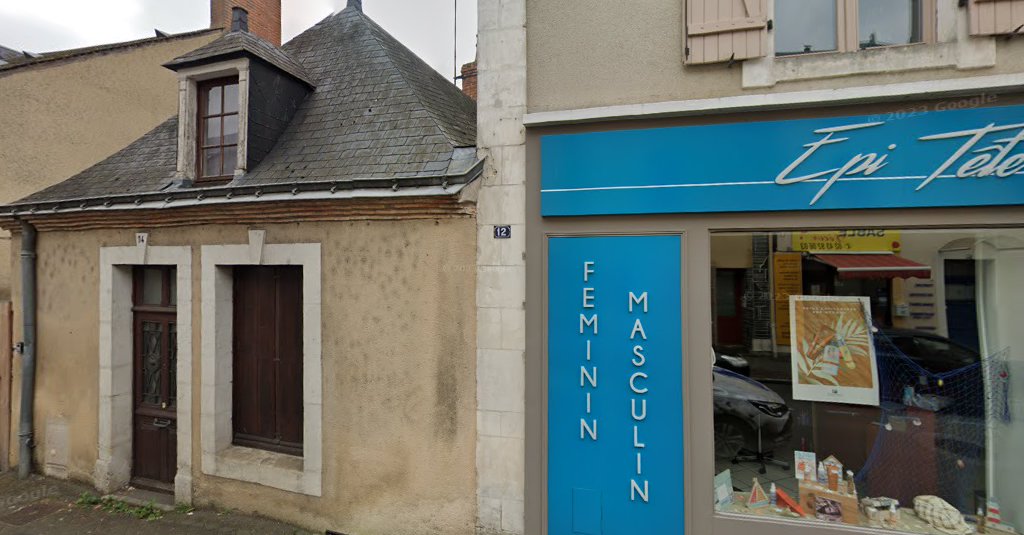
[460,61,477,101]
[211,0,281,46]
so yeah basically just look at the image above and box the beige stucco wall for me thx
[7,217,478,535]
[525,0,1024,113]
[0,31,219,299]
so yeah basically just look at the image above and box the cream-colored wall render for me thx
[7,218,478,535]
[525,0,1024,114]
[0,32,219,299]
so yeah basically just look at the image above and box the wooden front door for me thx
[132,267,177,491]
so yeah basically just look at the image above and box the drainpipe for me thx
[17,220,36,479]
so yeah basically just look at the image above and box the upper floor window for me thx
[197,77,240,181]
[776,0,931,56]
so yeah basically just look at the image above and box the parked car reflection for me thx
[713,348,751,376]
[713,366,792,459]
[882,329,980,374]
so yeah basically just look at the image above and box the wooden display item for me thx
[799,479,859,524]
[861,497,901,529]
[776,487,805,516]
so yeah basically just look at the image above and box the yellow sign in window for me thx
[793,230,901,253]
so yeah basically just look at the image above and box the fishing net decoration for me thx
[853,332,1012,514]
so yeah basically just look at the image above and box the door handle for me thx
[153,418,172,429]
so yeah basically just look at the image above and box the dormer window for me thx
[164,7,314,186]
[198,77,240,181]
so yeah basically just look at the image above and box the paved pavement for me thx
[0,471,314,534]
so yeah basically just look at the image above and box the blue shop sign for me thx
[548,235,684,535]
[541,103,1024,216]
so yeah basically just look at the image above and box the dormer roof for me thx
[7,4,479,211]
[163,30,314,88]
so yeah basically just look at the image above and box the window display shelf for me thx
[722,492,983,534]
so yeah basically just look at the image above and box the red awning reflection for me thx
[811,254,932,280]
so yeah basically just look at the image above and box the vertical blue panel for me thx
[548,235,684,535]
[572,488,602,534]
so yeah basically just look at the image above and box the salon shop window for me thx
[710,228,1023,534]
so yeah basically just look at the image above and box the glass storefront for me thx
[535,97,1024,534]
[711,228,1024,534]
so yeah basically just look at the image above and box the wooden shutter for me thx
[686,0,769,64]
[969,0,1024,36]
[233,266,303,456]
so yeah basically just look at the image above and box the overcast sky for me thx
[0,0,477,80]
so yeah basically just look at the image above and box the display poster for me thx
[772,253,803,344]
[792,230,901,252]
[789,295,880,406]
[548,235,684,534]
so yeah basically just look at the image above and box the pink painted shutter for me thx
[686,0,769,64]
[970,0,1024,36]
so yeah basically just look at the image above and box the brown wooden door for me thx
[132,267,177,491]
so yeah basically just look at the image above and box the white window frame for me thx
[743,0,997,88]
[774,0,938,57]
[199,231,322,496]
[175,58,250,183]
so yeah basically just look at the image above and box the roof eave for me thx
[1,158,483,218]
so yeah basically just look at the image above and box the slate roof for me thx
[0,29,220,73]
[8,5,479,209]
[163,30,314,87]
[0,45,21,64]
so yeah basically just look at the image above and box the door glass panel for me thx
[859,0,923,49]
[141,268,164,305]
[168,323,177,407]
[168,274,176,306]
[775,0,838,55]
[141,321,163,405]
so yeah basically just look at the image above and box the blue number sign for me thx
[541,104,1024,216]
[548,235,684,534]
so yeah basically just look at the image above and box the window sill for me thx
[206,444,320,496]
[743,38,996,88]
[193,177,234,187]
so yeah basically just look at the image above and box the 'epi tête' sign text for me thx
[541,104,1024,216]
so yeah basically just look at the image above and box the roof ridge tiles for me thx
[0,28,221,74]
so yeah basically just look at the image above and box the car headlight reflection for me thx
[749,400,788,418]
